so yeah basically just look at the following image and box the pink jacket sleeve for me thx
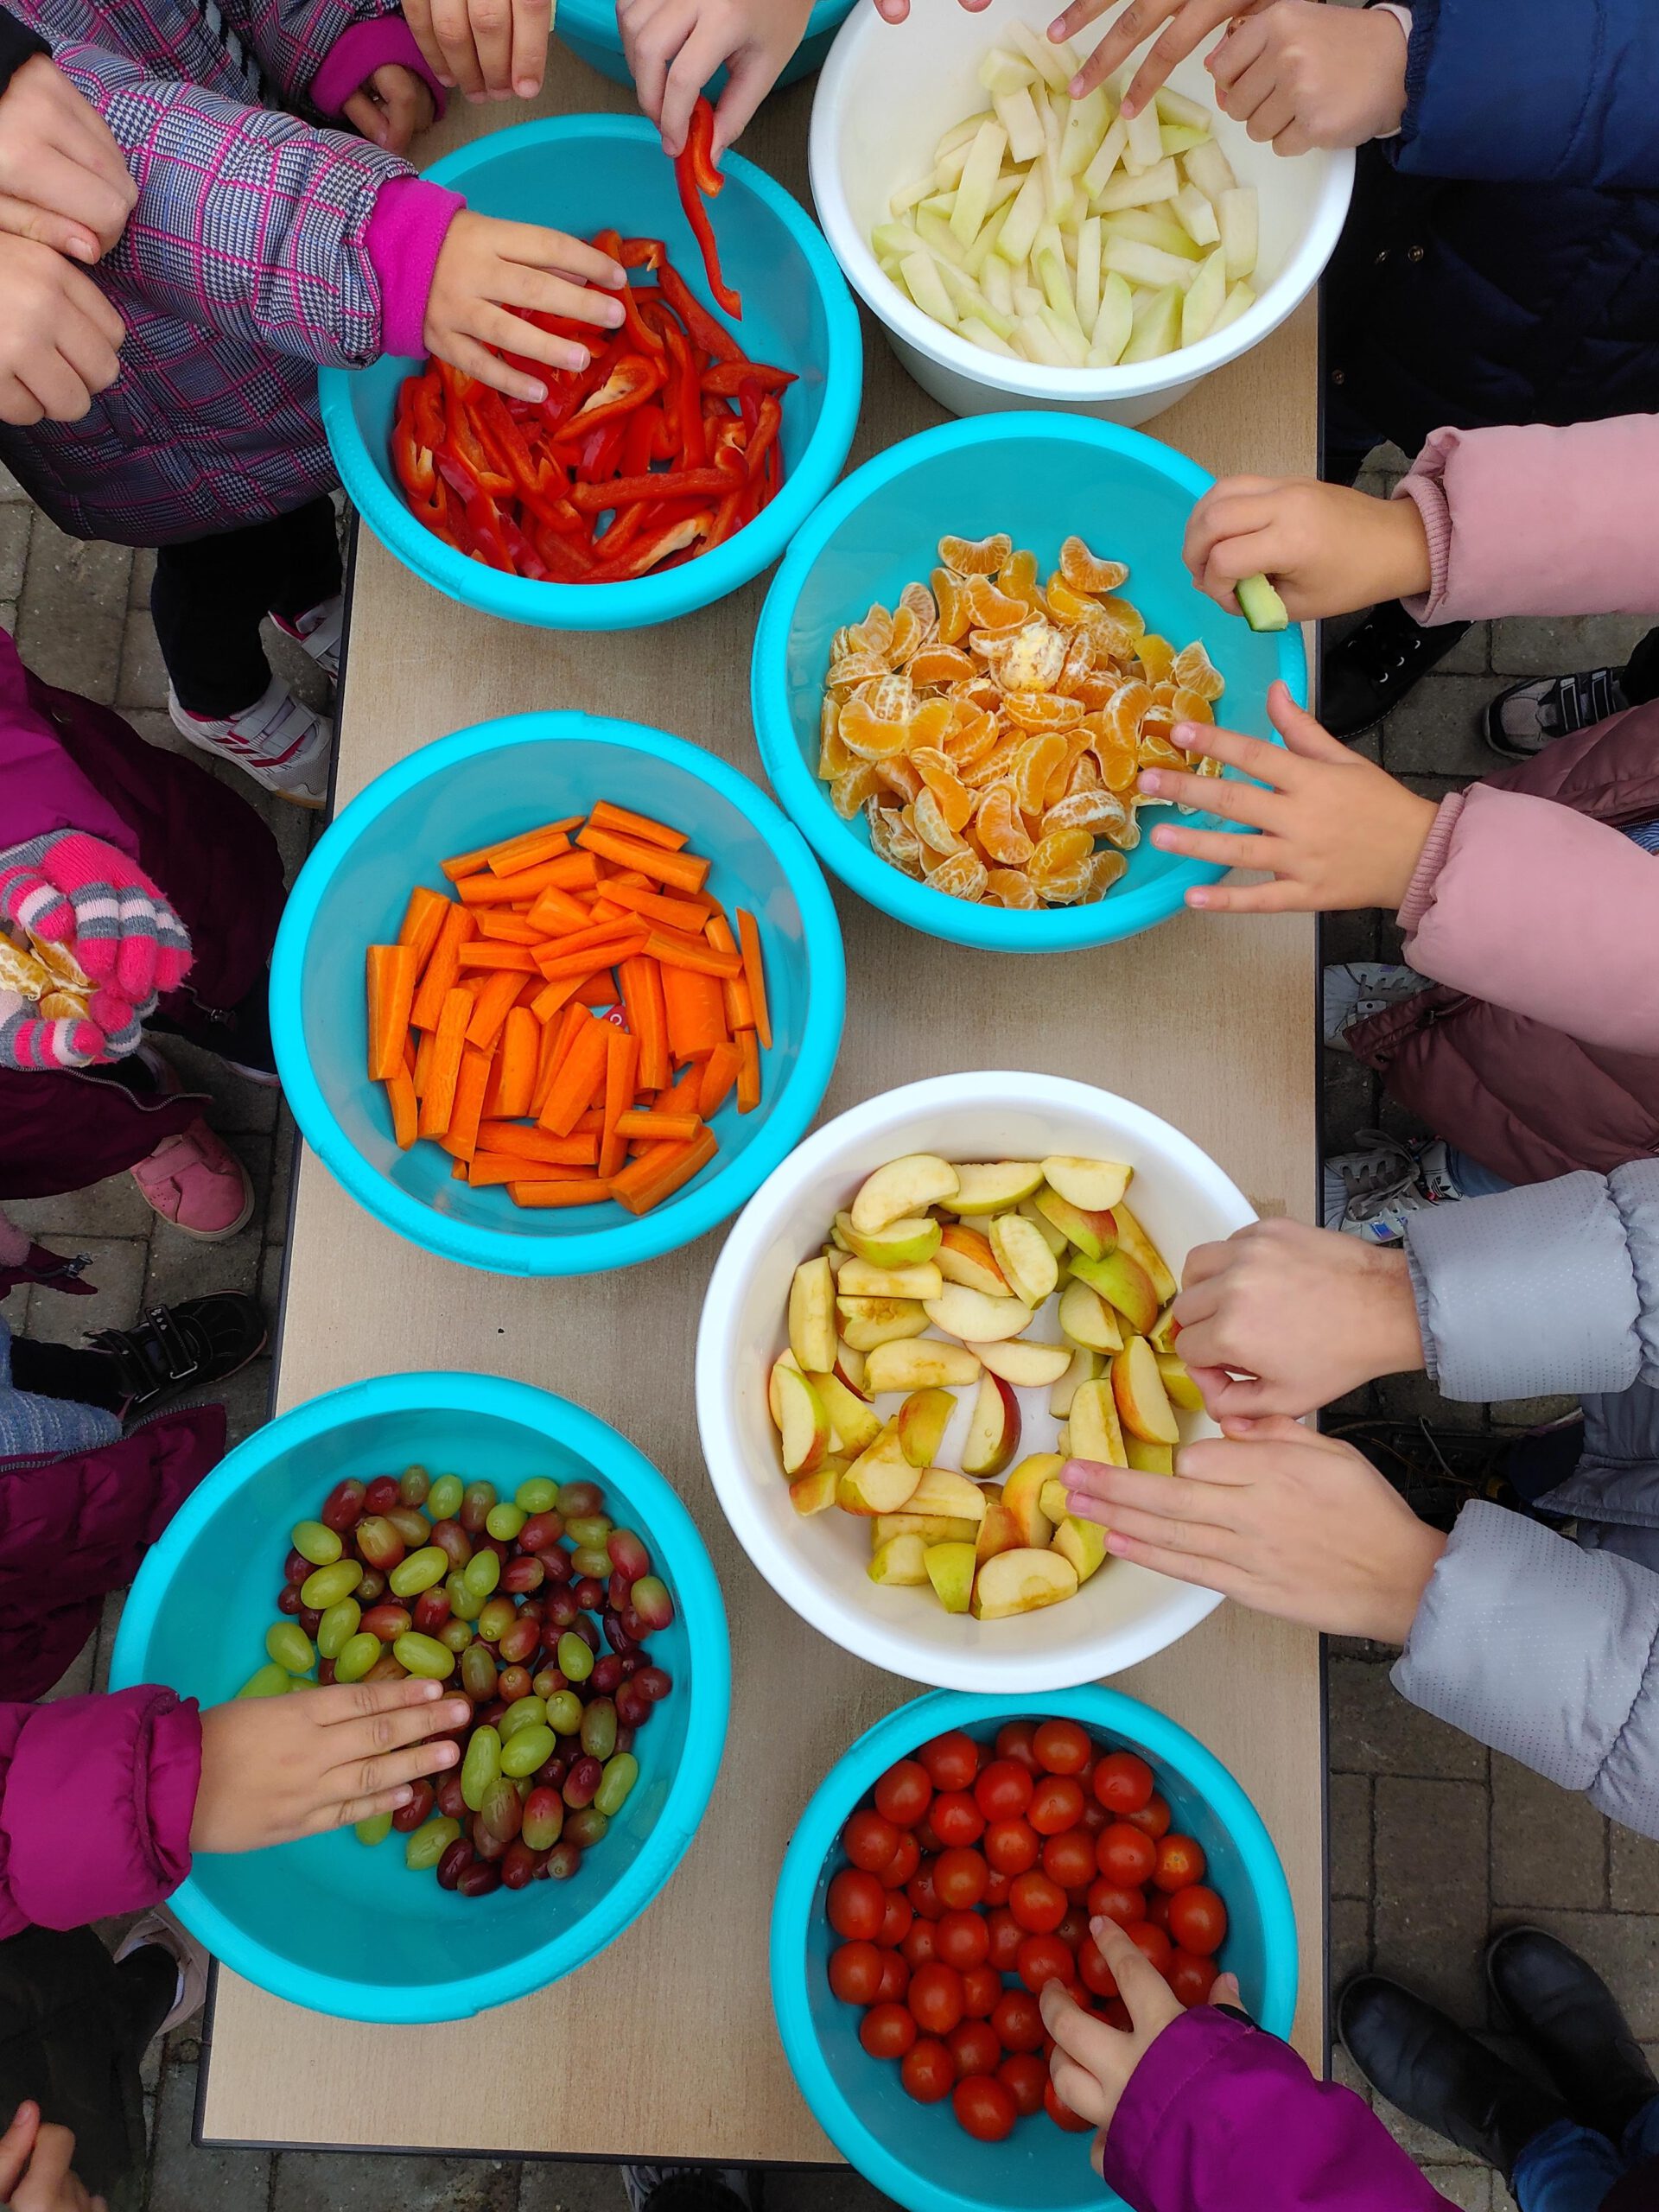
[1395,416,1659,626]
[1398,785,1659,1054]
[0,1688,200,1938]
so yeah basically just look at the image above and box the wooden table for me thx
[200,48,1325,2160]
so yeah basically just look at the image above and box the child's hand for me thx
[1138,680,1439,914]
[1207,0,1408,151]
[620,0,813,158]
[1046,0,1272,110]
[190,1676,471,1853]
[1185,476,1431,622]
[1174,1219,1425,1419]
[423,213,627,404]
[1039,1920,1239,2154]
[0,234,124,425]
[0,54,136,263]
[1065,1417,1449,1643]
[341,63,435,154]
[404,0,551,99]
[0,2102,102,2212]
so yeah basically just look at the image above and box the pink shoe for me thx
[130,1118,254,1239]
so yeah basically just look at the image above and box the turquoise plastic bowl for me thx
[269,712,845,1276]
[318,114,861,632]
[752,413,1307,951]
[557,0,855,92]
[771,1687,1298,2212]
[111,1372,731,2024]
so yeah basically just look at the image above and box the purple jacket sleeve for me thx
[0,1688,200,1937]
[0,629,137,856]
[1104,2010,1459,2212]
[213,0,441,114]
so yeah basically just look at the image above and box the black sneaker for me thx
[1325,1417,1522,1532]
[149,982,277,1086]
[1484,667,1629,759]
[1320,602,1471,738]
[1338,1975,1568,2181]
[1487,1928,1658,2145]
[88,1292,269,1417]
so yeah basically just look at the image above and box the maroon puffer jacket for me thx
[1349,709,1659,1184]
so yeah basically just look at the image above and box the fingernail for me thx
[1122,95,1138,118]
[69,236,96,262]
[1104,1533,1131,1554]
[1186,887,1212,908]
[515,76,537,94]
[437,70,454,83]
[392,1786,412,1806]
[526,381,547,403]
[1138,769,1164,794]
[1067,75,1084,95]
[465,88,484,102]
[569,349,589,371]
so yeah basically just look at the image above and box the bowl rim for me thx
[770,1683,1299,2212]
[270,711,847,1276]
[318,113,863,633]
[807,5,1355,406]
[109,1370,734,2024]
[750,410,1306,951]
[558,0,851,49]
[695,1071,1252,1692]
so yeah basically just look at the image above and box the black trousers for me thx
[151,498,341,718]
[8,1338,125,1410]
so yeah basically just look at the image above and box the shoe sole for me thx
[137,1178,257,1243]
[169,713,329,810]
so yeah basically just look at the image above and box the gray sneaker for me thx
[1321,962,1431,1051]
[1484,667,1627,759]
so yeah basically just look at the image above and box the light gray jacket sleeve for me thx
[1393,1502,1659,1839]
[1404,1162,1659,1402]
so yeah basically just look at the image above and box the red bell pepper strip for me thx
[671,103,743,320]
[591,507,715,582]
[659,317,708,469]
[620,237,665,271]
[700,359,797,396]
[437,365,513,499]
[568,464,744,513]
[558,352,663,437]
[621,401,658,479]
[593,226,665,356]
[744,394,782,484]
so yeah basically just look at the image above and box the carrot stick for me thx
[385,1068,418,1150]
[616,1109,702,1142]
[419,987,473,1137]
[470,1153,597,1187]
[619,956,669,1090]
[643,927,743,981]
[531,1007,568,1114]
[524,884,599,936]
[610,1126,719,1215]
[475,1122,600,1165]
[579,972,620,1007]
[736,1027,761,1112]
[600,1026,640,1179]
[587,800,690,852]
[474,912,544,944]
[366,943,418,1083]
[441,1045,493,1160]
[411,1027,435,1100]
[661,963,727,1062]
[442,818,584,880]
[397,886,449,975]
[410,903,476,1030]
[700,914,753,1031]
[534,929,649,981]
[458,943,539,973]
[575,826,709,893]
[508,1176,608,1208]
[487,828,572,875]
[532,918,652,971]
[531,971,588,1026]
[458,855,594,906]
[736,911,772,1049]
[466,968,525,1053]
[599,881,712,932]
[538,1009,610,1136]
[493,1007,538,1120]
[697,1039,742,1118]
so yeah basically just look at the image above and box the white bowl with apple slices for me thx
[695,1072,1253,1691]
[808,0,1354,425]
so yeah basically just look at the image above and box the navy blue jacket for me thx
[1324,0,1659,461]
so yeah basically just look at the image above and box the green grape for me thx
[290,1519,342,1566]
[398,1465,430,1507]
[499,1695,548,1742]
[438,1618,474,1654]
[594,1752,639,1817]
[476,1595,515,1643]
[580,1696,617,1763]
[426,1474,464,1521]
[556,1632,594,1683]
[499,1724,556,1778]
[300,1559,363,1611]
[236,1661,291,1700]
[461,1725,501,1813]
[354,1811,394,1847]
[462,1548,500,1600]
[565,1516,613,1551]
[545,1690,582,1738]
[316,1599,361,1661]
[485,1503,527,1542]
[447,1571,485,1622]
[334,1631,381,1684]
[388,1545,448,1599]
[392,1631,454,1680]
[404,1815,461,1870]
[571,1546,612,1580]
[265,1622,315,1675]
[514,1478,559,1514]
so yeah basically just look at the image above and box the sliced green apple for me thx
[1125,1437,1174,1474]
[1070,1377,1128,1468]
[837,1255,945,1300]
[1112,1201,1178,1303]
[864,1337,982,1393]
[1071,1249,1160,1337]
[1113,1336,1180,1445]
[1052,1514,1109,1586]
[1058,1277,1124,1354]
[788,1255,837,1376]
[925,1541,977,1615]
[836,1340,868,1394]
[971,1546,1078,1618]
[838,1298,932,1353]
[788,1462,843,1516]
[988,1212,1059,1306]
[1018,1195,1071,1259]
[969,1337,1074,1388]
[836,1210,944,1268]
[1001,1452,1064,1548]
[1041,1156,1132,1212]
[936,1223,1012,1296]
[949,1160,1046,1212]
[924,1282,1033,1344]
[869,1531,930,1586]
[1049,1344,1103,1419]
[974,1497,1024,1567]
[767,1348,801,1429]
[1033,1187,1119,1262]
[836,1423,923,1515]
[897,1385,957,1469]
[961,1371,1021,1478]
[1148,1305,1181,1355]
[874,1511,980,1545]
[850,1154,961,1235]
[906,1465,988,1523]
[1154,1350,1204,1411]
[773,1362,831,1476]
[812,1370,884,1456]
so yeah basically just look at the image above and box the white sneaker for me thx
[1324,1130,1465,1244]
[623,2171,753,2212]
[168,678,333,809]
[270,593,343,683]
[1321,962,1430,1051]
[114,1908,210,2037]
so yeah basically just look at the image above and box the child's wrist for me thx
[1378,494,1432,603]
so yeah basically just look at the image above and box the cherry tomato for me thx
[900,2038,955,2104]
[919,1731,980,1792]
[961,1963,1001,2019]
[949,2020,1002,2080]
[1167,1884,1228,1956]
[1042,1830,1097,1891]
[983,1868,1012,1907]
[875,1948,911,2004]
[1166,1949,1214,2008]
[901,1920,938,1970]
[935,1909,990,1970]
[954,2075,1017,2143]
[998,2051,1046,2119]
[1045,2078,1093,2133]
[1101,1996,1133,2031]
[992,1987,1045,2053]
[861,2000,918,2059]
[880,1832,920,1889]
[984,1816,1040,1876]
[1125,1790,1172,1840]
[1079,1797,1109,1837]
[1145,1888,1172,1930]
[986,1907,1024,1974]
[1077,1938,1118,1999]
[843,1808,901,1873]
[906,1861,943,1920]
[1092,1749,1155,1815]
[908,1961,966,2037]
[1033,1719,1091,1775]
[1086,1878,1147,1926]
[828,1868,886,1942]
[1028,1777,1085,1835]
[828,1940,883,2004]
[1008,1870,1067,1934]
[874,1758,933,1830]
[1154,1834,1206,1893]
[995,1720,1039,1774]
[974,1758,1033,1821]
[1016,1933,1073,1993]
[1128,1921,1173,1974]
[933,1847,988,1912]
[880,1891,914,1948]
[1096,1822,1158,1887]
[931,1789,986,1847]
[913,1819,944,1858]
[1055,1907,1090,1953]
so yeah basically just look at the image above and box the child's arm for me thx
[0,34,137,261]
[620,0,813,157]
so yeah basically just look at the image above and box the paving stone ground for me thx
[14,454,1658,2210]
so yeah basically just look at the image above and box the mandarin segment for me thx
[908,642,978,685]
[1135,632,1176,683]
[1059,535,1130,594]
[964,575,1027,631]
[924,848,989,901]
[976,783,1034,866]
[868,800,925,876]
[1002,690,1084,733]
[1170,639,1225,699]
[933,569,973,645]
[985,866,1040,909]
[830,762,883,817]
[938,531,1013,575]
[911,747,975,833]
[850,602,894,658]
[1043,789,1131,841]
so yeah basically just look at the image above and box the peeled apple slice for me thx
[1237,572,1288,632]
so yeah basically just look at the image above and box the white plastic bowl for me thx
[808,0,1354,425]
[695,1073,1255,1692]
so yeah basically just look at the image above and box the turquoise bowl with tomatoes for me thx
[771,1687,1297,2212]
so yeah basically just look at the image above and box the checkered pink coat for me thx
[0,0,439,544]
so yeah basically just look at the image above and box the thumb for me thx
[711,49,771,156]
[340,88,391,145]
[0,2100,41,2195]
[1209,1970,1243,2010]
[0,191,99,262]
[1268,680,1351,765]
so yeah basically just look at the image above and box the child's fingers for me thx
[508,0,552,96]
[1185,874,1302,913]
[305,1781,416,1837]
[873,0,910,23]
[340,87,391,146]
[620,0,685,124]
[1183,485,1281,578]
[496,222,627,294]
[321,1735,465,1821]
[0,2101,41,2198]
[1216,48,1280,126]
[711,45,775,156]
[661,24,727,160]
[1149,820,1279,874]
[315,1677,470,1740]
[1049,0,1162,108]
[1119,0,1242,116]
[437,327,557,402]
[1267,678,1351,763]
[1138,756,1276,827]
[1205,10,1265,91]
[1243,82,1298,144]
[425,0,487,96]
[1047,2055,1108,2127]
[466,0,516,97]
[1169,715,1299,791]
[400,0,451,83]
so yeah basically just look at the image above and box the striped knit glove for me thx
[0,975,105,1070]
[0,832,192,1059]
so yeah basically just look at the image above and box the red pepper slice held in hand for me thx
[672,96,742,320]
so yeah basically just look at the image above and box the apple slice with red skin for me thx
[961,1371,1021,1478]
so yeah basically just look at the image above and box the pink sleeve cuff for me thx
[366,175,465,359]
[311,16,447,118]
[1396,790,1465,936]
[1393,442,1456,626]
